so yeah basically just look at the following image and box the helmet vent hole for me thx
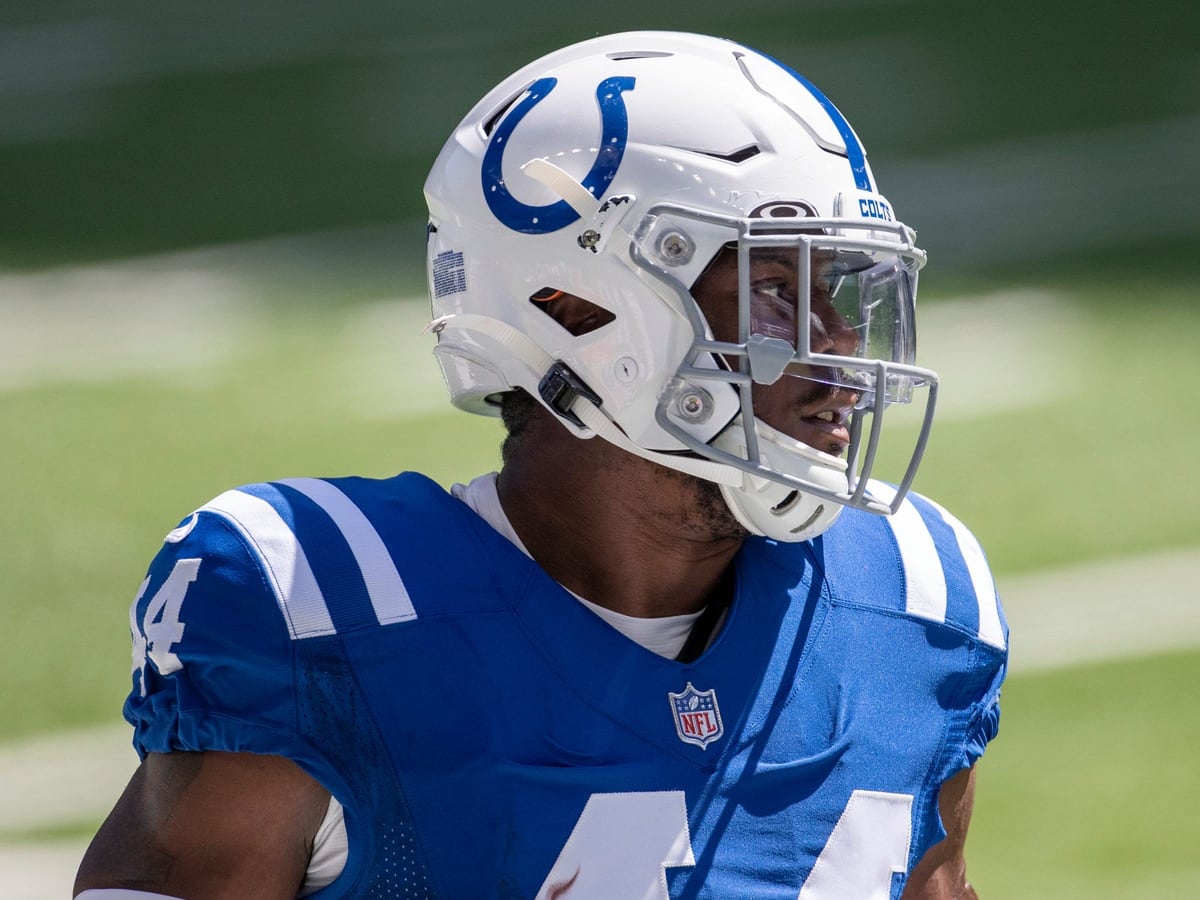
[529,288,616,337]
[696,145,762,164]
[482,83,532,136]
[790,505,825,534]
[771,491,800,514]
[606,50,674,60]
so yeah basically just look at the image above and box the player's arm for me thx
[75,750,331,899]
[900,766,980,900]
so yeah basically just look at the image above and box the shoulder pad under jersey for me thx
[819,482,1008,654]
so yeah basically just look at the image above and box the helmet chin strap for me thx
[431,311,846,541]
[567,397,739,486]
[429,312,740,486]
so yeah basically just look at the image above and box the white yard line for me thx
[998,547,1200,673]
[910,290,1084,421]
[3,547,1199,897]
[0,725,135,898]
[0,264,257,392]
[0,260,445,411]
[0,724,137,836]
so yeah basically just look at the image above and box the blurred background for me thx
[2,1,1198,896]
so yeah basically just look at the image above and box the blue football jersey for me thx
[124,471,1007,899]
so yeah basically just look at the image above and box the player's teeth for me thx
[815,411,834,422]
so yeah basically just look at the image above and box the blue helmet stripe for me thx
[763,54,874,192]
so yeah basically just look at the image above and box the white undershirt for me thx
[302,472,705,895]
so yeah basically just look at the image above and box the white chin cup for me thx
[712,418,848,542]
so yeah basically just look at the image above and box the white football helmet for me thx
[424,31,937,542]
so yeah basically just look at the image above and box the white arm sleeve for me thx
[299,794,348,896]
[76,891,187,900]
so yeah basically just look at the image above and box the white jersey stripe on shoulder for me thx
[279,478,416,626]
[925,498,1007,650]
[869,482,948,625]
[200,490,335,639]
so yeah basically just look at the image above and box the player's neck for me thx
[497,433,742,620]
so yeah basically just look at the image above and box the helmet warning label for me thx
[432,250,467,298]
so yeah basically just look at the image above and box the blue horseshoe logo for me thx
[482,75,635,235]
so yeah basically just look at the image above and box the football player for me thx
[76,31,1007,899]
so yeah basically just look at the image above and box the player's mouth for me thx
[753,372,859,456]
[798,404,853,455]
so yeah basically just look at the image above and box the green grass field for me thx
[972,650,1200,898]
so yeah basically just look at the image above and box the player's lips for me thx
[755,375,858,455]
[797,400,854,451]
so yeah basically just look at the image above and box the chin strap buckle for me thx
[538,361,601,429]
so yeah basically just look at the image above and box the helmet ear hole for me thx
[529,287,616,336]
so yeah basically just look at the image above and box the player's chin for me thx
[823,439,850,458]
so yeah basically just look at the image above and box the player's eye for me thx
[752,281,796,317]
[750,281,799,344]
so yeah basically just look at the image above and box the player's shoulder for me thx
[816,482,1008,653]
[162,469,517,637]
[125,472,450,753]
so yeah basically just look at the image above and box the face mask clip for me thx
[745,334,795,385]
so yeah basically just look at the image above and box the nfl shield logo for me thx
[668,682,724,749]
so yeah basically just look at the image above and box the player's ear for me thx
[529,287,615,336]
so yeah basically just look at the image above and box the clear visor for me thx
[741,242,922,409]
